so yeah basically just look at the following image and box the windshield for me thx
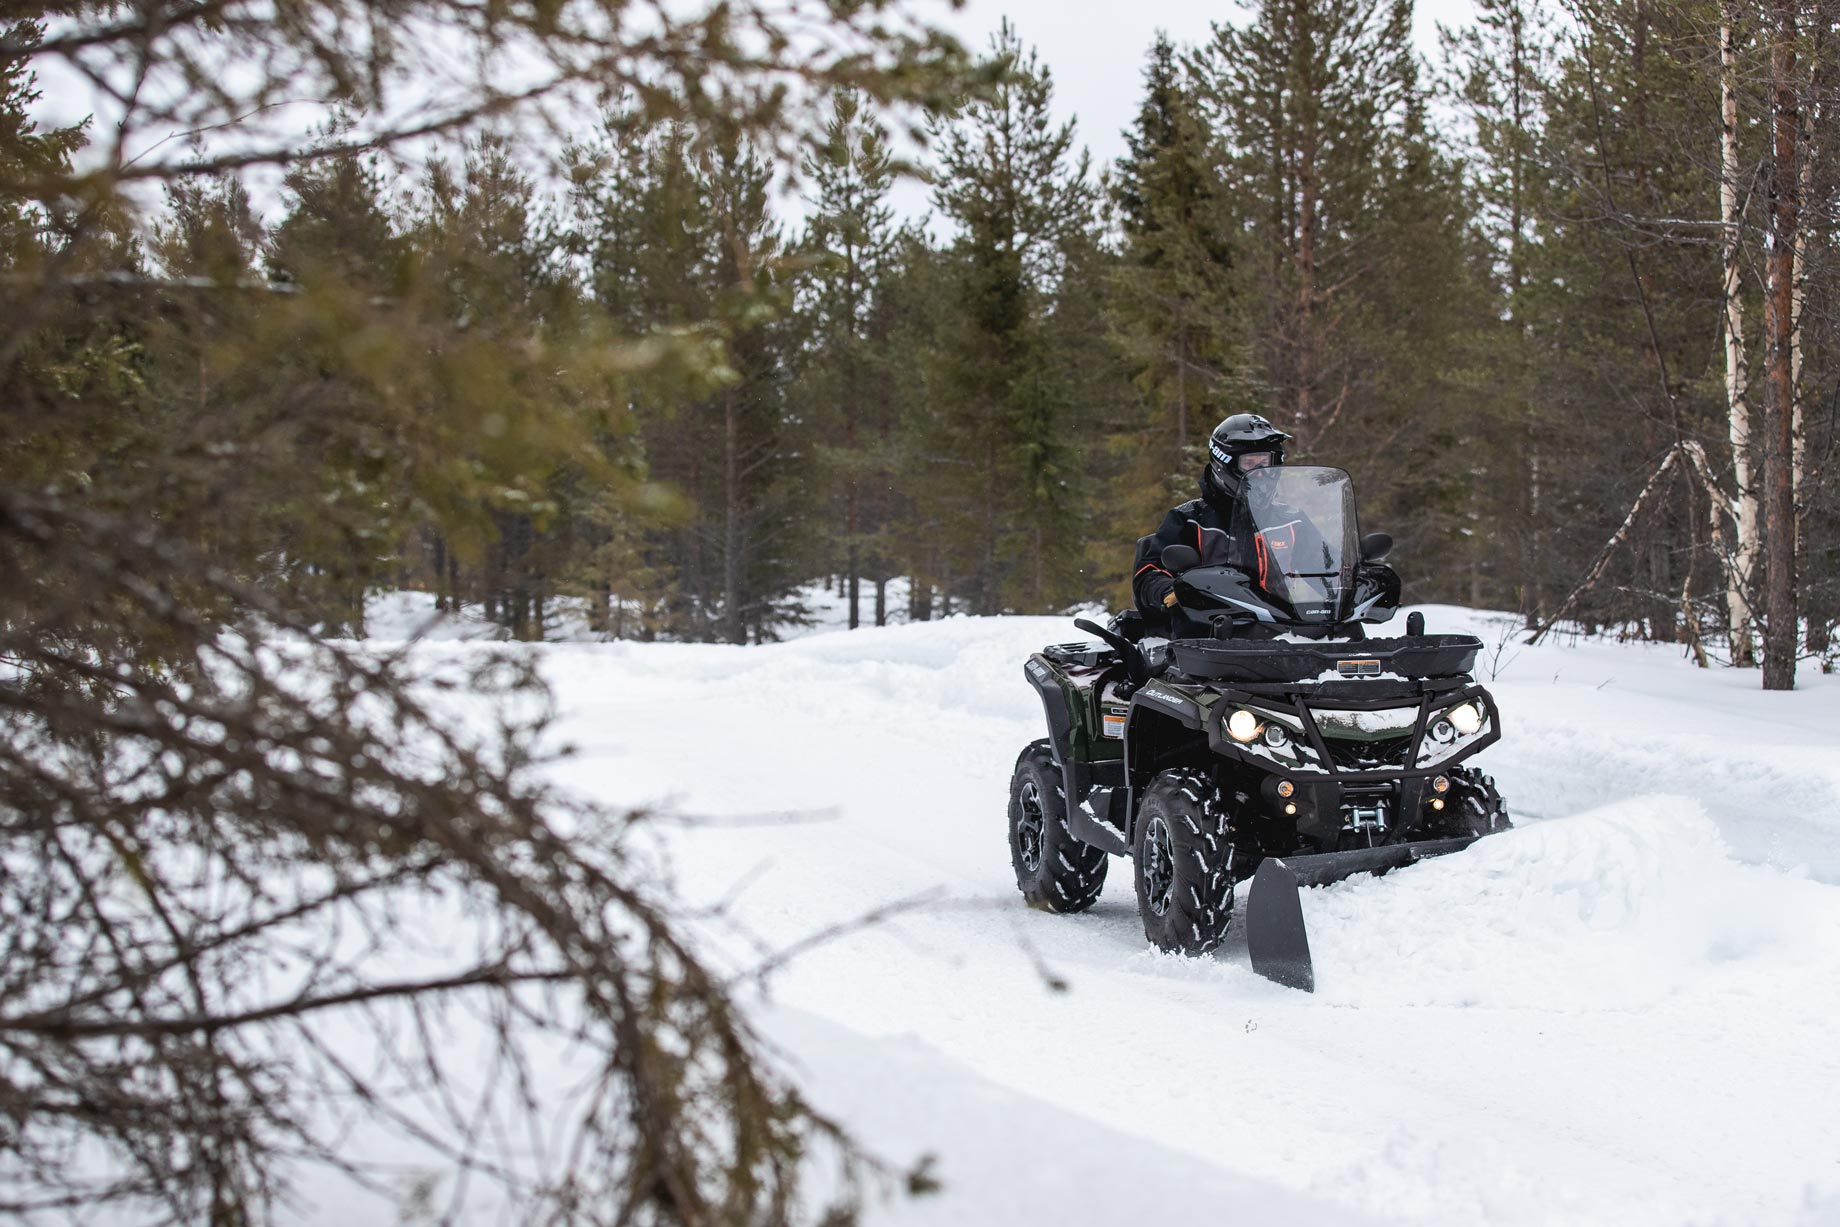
[1230,466,1360,621]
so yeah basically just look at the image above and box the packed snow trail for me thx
[367,602,1840,1226]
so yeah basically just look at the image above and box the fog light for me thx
[1227,709,1260,743]
[1432,775,1449,794]
[1263,723,1289,748]
[1447,702,1483,736]
[1431,798,1445,811]
[1284,802,1297,816]
[1276,779,1295,798]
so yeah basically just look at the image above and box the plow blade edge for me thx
[1245,837,1479,993]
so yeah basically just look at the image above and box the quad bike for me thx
[1008,465,1510,991]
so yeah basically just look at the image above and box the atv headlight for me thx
[1447,702,1483,736]
[1227,709,1261,743]
[1262,723,1289,748]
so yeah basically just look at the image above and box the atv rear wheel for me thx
[1133,769,1235,955]
[1008,741,1108,912]
[1445,766,1511,836]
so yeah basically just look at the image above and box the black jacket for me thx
[1133,469,1257,627]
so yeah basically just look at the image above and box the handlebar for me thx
[1073,617,1150,688]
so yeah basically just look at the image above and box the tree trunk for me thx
[1295,45,1320,452]
[1175,303,1190,475]
[1511,0,1544,625]
[724,390,745,645]
[1761,0,1800,691]
[431,533,448,611]
[1792,17,1817,505]
[845,246,862,632]
[981,428,999,615]
[1722,2,1762,667]
[1795,18,1822,655]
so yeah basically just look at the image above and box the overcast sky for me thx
[881,0,1480,221]
[938,0,1475,161]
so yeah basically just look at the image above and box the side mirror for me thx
[1359,532,1393,563]
[1160,543,1200,573]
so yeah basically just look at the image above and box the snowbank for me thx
[316,600,1840,1225]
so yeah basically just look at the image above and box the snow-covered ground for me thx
[354,603,1840,1226]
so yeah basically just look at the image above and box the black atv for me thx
[1008,465,1510,991]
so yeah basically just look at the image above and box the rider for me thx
[1132,413,1294,632]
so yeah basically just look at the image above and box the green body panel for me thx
[1032,654,1125,762]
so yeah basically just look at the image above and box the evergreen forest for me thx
[10,1,1840,689]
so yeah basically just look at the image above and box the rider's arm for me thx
[1133,512,1187,615]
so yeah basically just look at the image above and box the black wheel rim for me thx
[1017,779,1046,873]
[1142,815,1175,916]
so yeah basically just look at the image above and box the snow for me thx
[328,601,1840,1224]
[1312,705,1420,734]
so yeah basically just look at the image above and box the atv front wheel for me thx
[1008,741,1108,912]
[1445,766,1511,836]
[1133,769,1235,955]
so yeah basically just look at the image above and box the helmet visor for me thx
[1236,451,1276,473]
[1211,448,1277,491]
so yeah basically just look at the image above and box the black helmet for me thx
[1205,413,1292,500]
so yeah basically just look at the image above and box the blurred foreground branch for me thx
[0,488,882,1223]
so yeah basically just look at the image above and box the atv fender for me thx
[1024,657,1090,815]
[1120,697,1209,846]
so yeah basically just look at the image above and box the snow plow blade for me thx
[1246,837,1478,993]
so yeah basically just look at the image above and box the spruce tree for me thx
[699,132,813,643]
[1524,2,1729,641]
[926,20,1103,613]
[570,121,816,642]
[1107,33,1239,547]
[1190,0,1482,596]
[1439,0,1559,615]
[803,91,899,628]
[1190,0,1419,456]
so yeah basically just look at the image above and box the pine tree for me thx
[1192,0,1481,593]
[1191,0,1420,457]
[569,120,817,642]
[414,136,570,639]
[875,224,957,620]
[1760,0,1801,689]
[0,22,85,268]
[1523,3,1731,644]
[926,20,1103,613]
[1440,0,1559,615]
[803,91,899,628]
[1107,34,1239,547]
[700,131,813,643]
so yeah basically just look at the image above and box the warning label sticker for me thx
[1102,710,1127,739]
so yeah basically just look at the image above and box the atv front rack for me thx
[1245,836,1477,992]
[1172,633,1483,683]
